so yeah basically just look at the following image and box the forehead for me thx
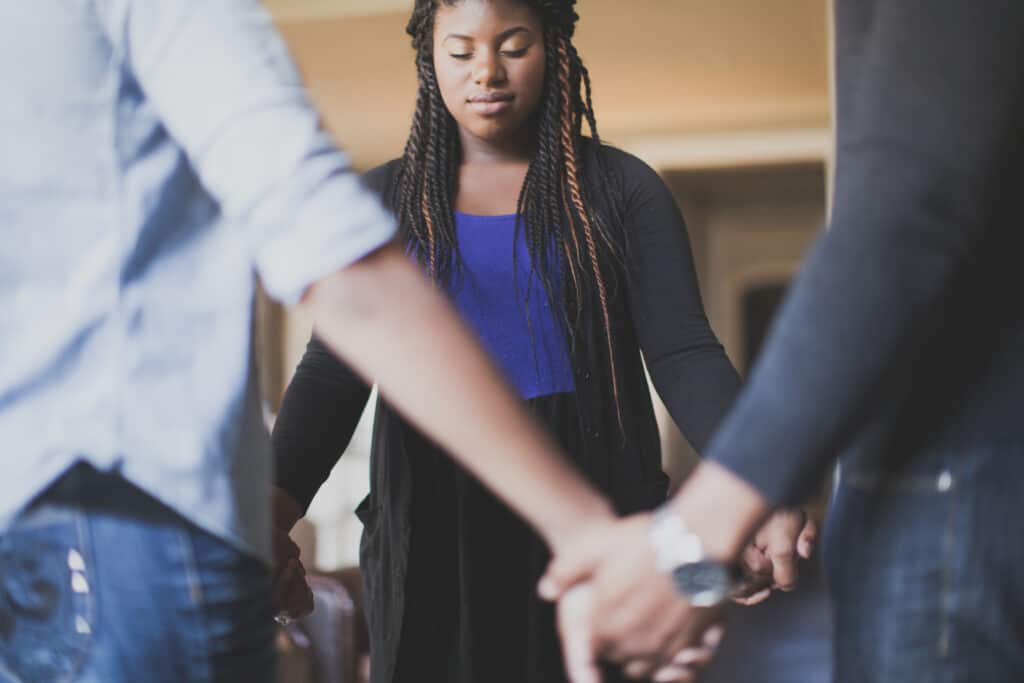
[434,0,543,38]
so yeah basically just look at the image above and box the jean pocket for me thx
[0,515,94,683]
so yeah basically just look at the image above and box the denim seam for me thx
[57,510,97,683]
[176,525,213,683]
[0,649,21,683]
[938,472,958,663]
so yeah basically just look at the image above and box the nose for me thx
[471,50,507,87]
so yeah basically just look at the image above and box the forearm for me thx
[620,150,742,454]
[666,460,769,562]
[708,0,1023,505]
[305,243,613,548]
[272,336,372,512]
[273,486,305,531]
[649,345,741,455]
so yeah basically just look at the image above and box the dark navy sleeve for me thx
[612,149,743,455]
[706,0,1024,505]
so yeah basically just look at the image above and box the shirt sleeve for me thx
[705,0,1024,505]
[272,335,373,513]
[91,0,396,304]
[616,151,743,455]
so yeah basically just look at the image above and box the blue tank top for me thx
[448,212,575,400]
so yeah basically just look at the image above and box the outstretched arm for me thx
[272,335,372,520]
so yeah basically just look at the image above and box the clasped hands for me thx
[269,484,816,683]
[536,504,815,683]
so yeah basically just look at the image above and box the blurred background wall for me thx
[260,2,834,680]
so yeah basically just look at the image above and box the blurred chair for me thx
[276,624,314,683]
[278,573,359,683]
[301,574,358,683]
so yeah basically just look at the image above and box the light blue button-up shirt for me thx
[0,0,396,561]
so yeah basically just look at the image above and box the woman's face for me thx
[432,0,547,148]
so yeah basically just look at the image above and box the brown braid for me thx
[555,36,622,429]
[395,0,627,431]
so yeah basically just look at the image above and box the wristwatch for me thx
[648,506,740,607]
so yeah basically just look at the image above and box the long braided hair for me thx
[395,0,627,427]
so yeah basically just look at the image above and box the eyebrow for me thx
[442,27,532,44]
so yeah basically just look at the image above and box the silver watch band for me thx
[648,505,739,607]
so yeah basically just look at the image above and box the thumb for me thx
[539,542,605,602]
[797,518,818,560]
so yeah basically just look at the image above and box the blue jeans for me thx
[0,465,275,683]
[825,443,1024,683]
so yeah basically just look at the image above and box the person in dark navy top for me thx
[271,1,814,682]
[538,2,1024,682]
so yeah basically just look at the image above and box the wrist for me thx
[273,487,304,531]
[667,460,769,563]
[648,505,742,607]
[542,493,616,554]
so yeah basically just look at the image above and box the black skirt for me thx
[388,391,631,683]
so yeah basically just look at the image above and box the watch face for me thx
[671,561,733,607]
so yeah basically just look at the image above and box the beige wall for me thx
[652,164,825,487]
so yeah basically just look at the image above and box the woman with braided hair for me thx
[271,1,811,681]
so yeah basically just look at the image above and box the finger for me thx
[540,552,602,602]
[731,578,770,599]
[649,621,724,682]
[272,533,300,580]
[647,632,702,683]
[739,544,773,580]
[558,586,603,683]
[624,658,661,680]
[272,563,293,611]
[672,647,714,668]
[652,666,697,683]
[797,518,818,559]
[732,587,772,606]
[768,548,800,591]
[702,623,725,648]
[664,622,724,669]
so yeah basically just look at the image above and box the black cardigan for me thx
[272,143,741,682]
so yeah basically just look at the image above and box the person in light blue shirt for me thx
[0,2,620,681]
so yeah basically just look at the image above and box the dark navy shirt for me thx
[708,0,1024,505]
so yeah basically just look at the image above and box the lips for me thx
[467,92,514,115]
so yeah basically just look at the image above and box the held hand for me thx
[271,488,301,586]
[271,487,314,620]
[273,556,315,621]
[541,514,725,681]
[556,585,602,683]
[556,584,723,683]
[732,508,817,605]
